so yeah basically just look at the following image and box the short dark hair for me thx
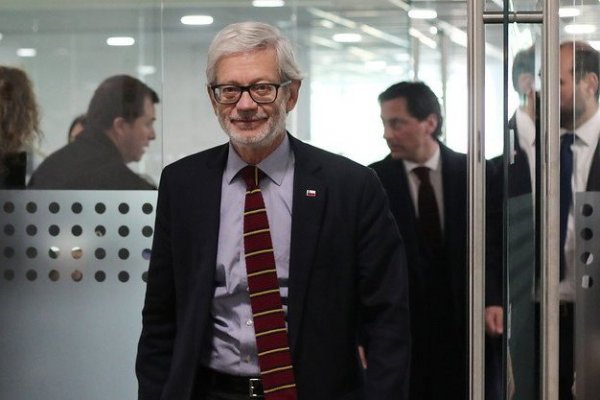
[512,46,535,93]
[68,114,86,138]
[378,81,443,137]
[86,75,159,133]
[561,40,600,99]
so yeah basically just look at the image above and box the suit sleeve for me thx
[136,168,177,400]
[358,169,411,400]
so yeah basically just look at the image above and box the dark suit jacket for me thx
[136,134,410,400]
[28,129,155,190]
[369,143,467,400]
[0,152,27,189]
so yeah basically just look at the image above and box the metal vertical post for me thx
[467,0,486,399]
[540,1,560,399]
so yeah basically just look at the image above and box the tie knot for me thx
[561,133,575,147]
[413,166,431,183]
[241,165,263,189]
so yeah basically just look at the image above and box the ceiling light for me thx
[409,28,437,49]
[180,15,214,25]
[17,48,36,57]
[137,65,157,76]
[332,33,362,43]
[106,37,135,46]
[408,9,437,20]
[564,24,596,35]
[252,0,285,7]
[559,8,581,18]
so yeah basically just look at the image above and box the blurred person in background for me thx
[28,74,158,190]
[0,65,41,189]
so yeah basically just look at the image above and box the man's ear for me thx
[583,72,599,98]
[207,85,219,115]
[112,117,128,136]
[285,80,302,113]
[424,113,439,136]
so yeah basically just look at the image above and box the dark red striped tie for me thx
[241,165,297,400]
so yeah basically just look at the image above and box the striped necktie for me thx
[241,165,297,400]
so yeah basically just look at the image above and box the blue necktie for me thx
[559,133,575,280]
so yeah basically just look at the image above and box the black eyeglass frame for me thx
[210,80,292,104]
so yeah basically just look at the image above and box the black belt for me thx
[203,368,264,398]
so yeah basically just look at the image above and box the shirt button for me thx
[246,319,253,326]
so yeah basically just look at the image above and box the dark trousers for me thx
[206,392,249,400]
[559,303,574,400]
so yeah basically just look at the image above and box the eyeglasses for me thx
[210,81,292,104]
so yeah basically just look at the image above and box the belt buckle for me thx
[249,378,263,398]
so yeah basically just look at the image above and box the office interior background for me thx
[1,0,600,399]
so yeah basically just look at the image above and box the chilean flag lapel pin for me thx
[306,189,317,197]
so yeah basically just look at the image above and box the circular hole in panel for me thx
[26,224,37,236]
[4,224,15,235]
[581,252,594,265]
[3,202,15,213]
[95,203,106,214]
[26,269,37,281]
[49,246,60,259]
[118,203,130,214]
[142,226,153,237]
[71,247,83,259]
[71,225,83,236]
[48,225,60,236]
[49,270,60,282]
[582,275,594,289]
[26,202,37,213]
[118,248,130,260]
[71,270,83,282]
[95,225,106,237]
[95,270,106,282]
[118,271,130,282]
[118,225,130,237]
[4,269,15,281]
[71,202,83,214]
[580,228,594,241]
[3,247,15,258]
[142,248,152,260]
[581,203,594,217]
[142,271,148,282]
[26,247,38,258]
[48,202,60,214]
[95,248,106,260]
[142,203,154,214]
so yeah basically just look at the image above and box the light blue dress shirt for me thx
[204,134,295,376]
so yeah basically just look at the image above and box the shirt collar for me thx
[403,141,441,174]
[565,106,600,149]
[224,133,292,186]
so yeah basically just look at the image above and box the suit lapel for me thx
[287,137,327,350]
[189,146,228,310]
[586,139,600,191]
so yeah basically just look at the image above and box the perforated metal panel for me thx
[575,191,600,400]
[0,190,156,400]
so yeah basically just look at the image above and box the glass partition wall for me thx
[4,0,600,399]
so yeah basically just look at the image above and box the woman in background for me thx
[0,66,41,188]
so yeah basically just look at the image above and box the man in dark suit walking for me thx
[136,21,410,400]
[28,74,158,190]
[369,81,470,400]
